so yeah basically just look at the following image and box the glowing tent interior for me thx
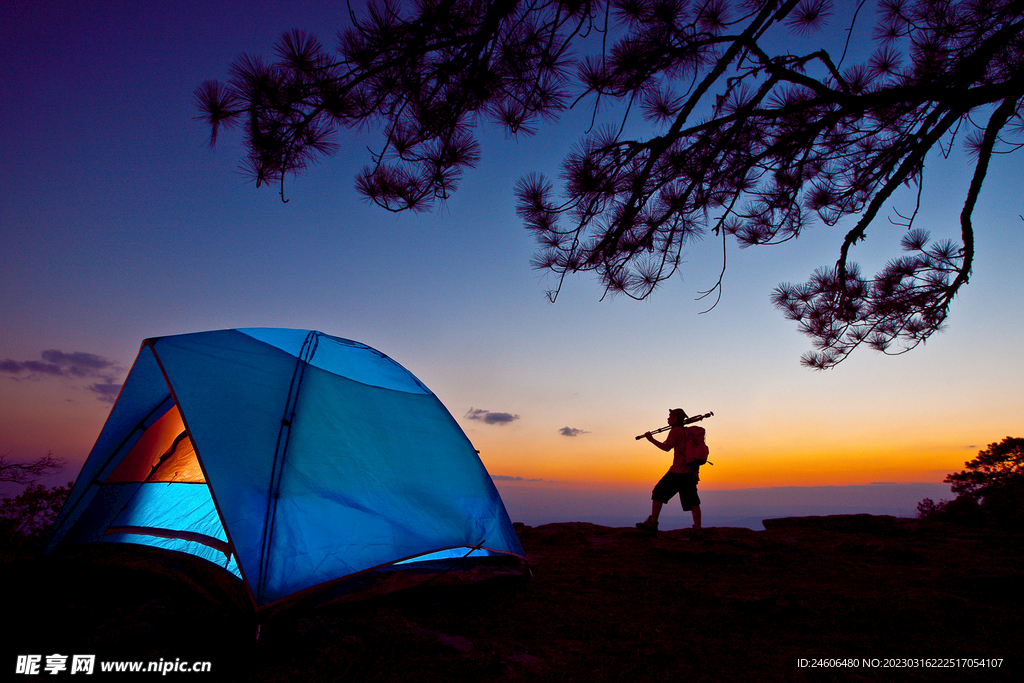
[46,329,527,610]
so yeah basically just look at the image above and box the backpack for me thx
[686,426,710,466]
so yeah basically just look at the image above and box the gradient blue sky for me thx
[3,1,1021,526]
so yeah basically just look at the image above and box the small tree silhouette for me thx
[197,0,1024,367]
[0,452,71,556]
[919,437,1024,526]
[0,481,74,552]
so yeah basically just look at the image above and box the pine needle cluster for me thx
[199,1,1024,367]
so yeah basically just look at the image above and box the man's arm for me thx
[645,426,682,452]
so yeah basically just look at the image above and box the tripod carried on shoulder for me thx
[634,411,713,440]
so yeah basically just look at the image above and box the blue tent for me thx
[46,329,526,609]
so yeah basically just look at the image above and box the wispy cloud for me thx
[559,426,590,437]
[1,349,124,403]
[465,407,520,426]
[86,381,123,403]
[492,474,545,482]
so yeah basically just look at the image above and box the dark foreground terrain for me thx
[3,515,1020,681]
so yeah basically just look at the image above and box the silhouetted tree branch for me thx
[198,0,1024,367]
[0,451,65,485]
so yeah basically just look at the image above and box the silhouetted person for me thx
[636,408,704,538]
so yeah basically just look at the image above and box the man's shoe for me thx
[635,516,659,532]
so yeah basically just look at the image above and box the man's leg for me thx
[691,505,702,530]
[638,497,663,531]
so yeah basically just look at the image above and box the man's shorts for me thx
[652,471,700,510]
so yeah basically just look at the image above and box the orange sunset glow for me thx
[2,0,1021,532]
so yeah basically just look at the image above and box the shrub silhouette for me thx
[0,451,72,558]
[919,437,1024,528]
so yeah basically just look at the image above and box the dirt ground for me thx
[3,515,1020,681]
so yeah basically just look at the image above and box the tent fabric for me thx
[47,329,525,609]
[105,407,203,483]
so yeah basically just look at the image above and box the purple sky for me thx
[3,1,1022,525]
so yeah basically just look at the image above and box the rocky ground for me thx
[3,515,1021,681]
